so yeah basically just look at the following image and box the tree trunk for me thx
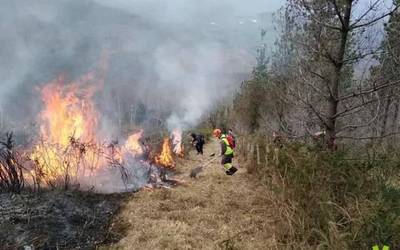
[326,1,352,150]
[380,96,392,137]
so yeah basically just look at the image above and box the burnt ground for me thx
[0,190,129,249]
[0,139,277,250]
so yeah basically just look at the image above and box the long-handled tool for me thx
[189,155,218,178]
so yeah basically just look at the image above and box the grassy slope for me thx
[104,139,277,250]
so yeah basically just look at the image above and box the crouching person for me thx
[213,129,237,176]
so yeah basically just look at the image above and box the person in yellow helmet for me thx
[213,128,237,175]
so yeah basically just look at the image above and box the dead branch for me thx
[336,93,382,133]
[338,80,400,102]
[350,0,382,28]
[337,131,400,140]
[350,5,399,30]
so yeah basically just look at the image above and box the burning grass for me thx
[0,73,188,248]
[104,139,279,250]
[154,138,175,169]
[26,75,103,189]
[7,74,186,192]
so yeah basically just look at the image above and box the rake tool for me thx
[189,155,218,178]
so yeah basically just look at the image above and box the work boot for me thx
[226,166,238,176]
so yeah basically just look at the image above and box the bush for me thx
[241,139,400,249]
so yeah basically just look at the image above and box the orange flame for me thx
[28,71,178,188]
[122,130,144,157]
[154,138,175,168]
[30,75,101,183]
[40,75,98,145]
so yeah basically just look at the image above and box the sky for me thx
[94,0,286,20]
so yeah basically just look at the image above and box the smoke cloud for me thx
[0,0,282,135]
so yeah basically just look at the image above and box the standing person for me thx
[191,133,204,155]
[213,129,237,175]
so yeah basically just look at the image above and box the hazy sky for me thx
[1,0,286,132]
[95,0,286,23]
[1,0,393,133]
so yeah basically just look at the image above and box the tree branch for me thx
[337,132,400,140]
[350,5,399,30]
[336,93,381,132]
[350,0,381,27]
[338,80,400,102]
[300,0,342,31]
[331,0,345,27]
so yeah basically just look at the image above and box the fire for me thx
[40,75,98,146]
[28,72,179,189]
[171,129,184,157]
[154,138,175,168]
[123,130,144,157]
[30,75,101,184]
[30,143,71,184]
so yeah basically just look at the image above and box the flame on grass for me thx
[30,75,102,185]
[154,138,175,168]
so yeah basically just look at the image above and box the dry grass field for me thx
[103,139,278,250]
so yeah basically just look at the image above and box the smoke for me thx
[79,156,152,193]
[0,0,284,192]
[0,0,283,134]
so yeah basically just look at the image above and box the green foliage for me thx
[233,81,264,133]
[253,31,269,81]
[232,31,271,132]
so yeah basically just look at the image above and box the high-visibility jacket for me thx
[221,135,234,155]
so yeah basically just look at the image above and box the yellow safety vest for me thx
[221,135,234,155]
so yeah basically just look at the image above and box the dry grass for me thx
[103,139,278,250]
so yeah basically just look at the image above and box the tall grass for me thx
[29,137,105,190]
[0,133,25,193]
[238,136,400,249]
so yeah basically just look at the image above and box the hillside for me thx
[104,139,277,249]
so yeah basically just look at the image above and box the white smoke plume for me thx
[0,0,283,192]
[0,0,283,133]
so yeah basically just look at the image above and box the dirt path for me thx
[104,139,277,250]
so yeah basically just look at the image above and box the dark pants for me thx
[195,143,203,154]
[221,154,233,170]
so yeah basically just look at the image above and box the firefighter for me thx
[213,128,237,175]
[191,133,204,155]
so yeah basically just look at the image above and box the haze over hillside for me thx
[0,0,280,133]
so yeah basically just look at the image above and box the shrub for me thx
[240,139,400,249]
